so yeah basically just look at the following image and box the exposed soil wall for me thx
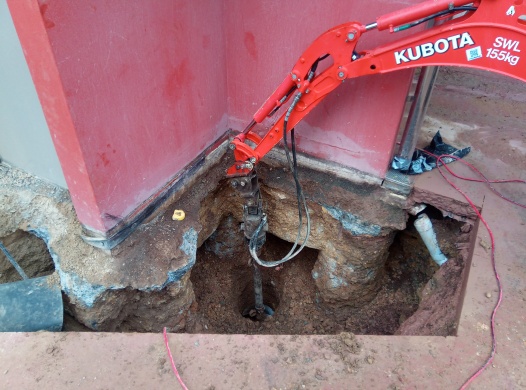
[0,230,54,283]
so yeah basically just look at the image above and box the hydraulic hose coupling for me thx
[248,214,268,254]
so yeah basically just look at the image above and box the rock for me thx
[479,239,491,252]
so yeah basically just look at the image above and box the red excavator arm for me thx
[233,0,526,323]
[227,0,526,177]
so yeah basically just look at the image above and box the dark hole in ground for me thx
[0,230,55,283]
[187,213,470,336]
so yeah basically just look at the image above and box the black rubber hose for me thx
[397,6,478,31]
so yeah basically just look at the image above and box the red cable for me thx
[420,153,503,389]
[417,149,526,209]
[163,327,189,390]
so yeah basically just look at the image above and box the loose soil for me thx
[0,230,55,283]
[186,212,471,335]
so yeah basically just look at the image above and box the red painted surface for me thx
[224,0,423,177]
[7,0,105,231]
[8,0,227,232]
[8,0,425,234]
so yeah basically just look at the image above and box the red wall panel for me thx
[8,0,105,230]
[9,0,228,231]
[9,0,422,235]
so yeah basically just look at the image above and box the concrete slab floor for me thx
[1,67,526,389]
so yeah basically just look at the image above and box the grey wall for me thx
[0,0,66,188]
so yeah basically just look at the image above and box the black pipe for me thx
[252,262,264,315]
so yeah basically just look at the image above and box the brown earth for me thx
[0,230,55,283]
[186,209,471,336]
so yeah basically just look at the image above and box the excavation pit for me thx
[187,203,473,336]
[0,159,475,336]
[62,160,475,335]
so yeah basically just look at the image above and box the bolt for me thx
[347,31,356,41]
[229,143,236,150]
[305,89,310,94]
[240,180,246,187]
[338,71,345,78]
[250,157,256,164]
[291,73,297,80]
[231,180,238,188]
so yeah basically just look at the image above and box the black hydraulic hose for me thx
[248,89,311,267]
[283,93,305,224]
[291,130,300,193]
[394,6,478,31]
[247,54,331,268]
[268,54,329,118]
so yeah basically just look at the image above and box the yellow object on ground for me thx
[172,210,185,221]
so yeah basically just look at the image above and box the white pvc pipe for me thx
[414,213,448,266]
